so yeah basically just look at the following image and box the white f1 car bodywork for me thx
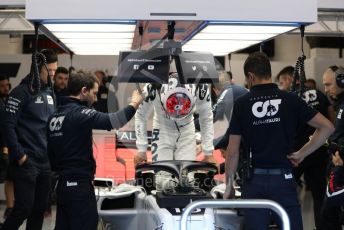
[96,161,243,230]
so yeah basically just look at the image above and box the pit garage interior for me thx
[0,0,343,229]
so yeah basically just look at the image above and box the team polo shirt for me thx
[229,83,317,169]
[293,88,330,149]
[330,93,344,143]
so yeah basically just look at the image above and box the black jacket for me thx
[0,98,7,148]
[330,92,344,143]
[47,97,136,181]
[54,88,68,106]
[5,75,55,163]
[293,88,330,150]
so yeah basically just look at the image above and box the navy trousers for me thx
[242,172,303,230]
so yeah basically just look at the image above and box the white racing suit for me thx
[135,76,214,162]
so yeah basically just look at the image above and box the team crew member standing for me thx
[224,52,334,230]
[211,71,248,150]
[277,66,333,230]
[0,76,13,220]
[2,49,57,230]
[47,73,143,230]
[53,66,69,106]
[321,65,344,230]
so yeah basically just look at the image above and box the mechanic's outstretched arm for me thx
[87,90,143,130]
[287,112,334,166]
[109,90,143,129]
[224,134,241,199]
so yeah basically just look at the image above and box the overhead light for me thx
[42,22,136,55]
[183,22,299,55]
[60,38,133,44]
[73,51,123,55]
[184,40,259,46]
[67,44,132,49]
[202,24,298,34]
[44,23,135,32]
[53,32,134,39]
[26,0,316,56]
[71,48,128,55]
[192,33,277,41]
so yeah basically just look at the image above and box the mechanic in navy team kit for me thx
[224,52,334,230]
[47,73,143,230]
[2,49,58,230]
[195,70,248,150]
[277,66,334,230]
[321,65,344,230]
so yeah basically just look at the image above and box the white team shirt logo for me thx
[47,95,54,105]
[252,99,282,118]
[338,109,343,119]
[34,96,43,104]
[302,90,317,103]
[49,116,65,131]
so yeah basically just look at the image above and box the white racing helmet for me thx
[159,73,196,121]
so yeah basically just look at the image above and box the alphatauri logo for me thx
[49,116,65,131]
[338,109,343,119]
[302,90,317,103]
[252,99,282,118]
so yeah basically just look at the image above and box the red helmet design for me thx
[165,93,192,118]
